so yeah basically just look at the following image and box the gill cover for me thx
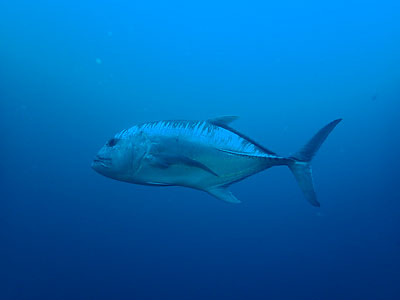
[131,131,152,175]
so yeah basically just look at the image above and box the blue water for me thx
[1,0,400,299]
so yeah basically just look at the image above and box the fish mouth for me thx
[92,156,112,168]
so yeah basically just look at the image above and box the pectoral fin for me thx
[180,156,219,176]
[206,187,241,204]
[149,153,219,176]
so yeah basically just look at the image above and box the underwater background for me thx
[1,0,400,299]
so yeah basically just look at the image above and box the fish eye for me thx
[107,138,119,147]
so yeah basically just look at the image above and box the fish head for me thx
[92,130,149,181]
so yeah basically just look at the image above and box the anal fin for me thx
[205,187,241,204]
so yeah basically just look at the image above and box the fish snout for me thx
[92,155,112,169]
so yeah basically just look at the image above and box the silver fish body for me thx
[92,117,341,205]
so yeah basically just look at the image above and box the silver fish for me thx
[92,116,341,206]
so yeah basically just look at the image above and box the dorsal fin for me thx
[207,116,239,126]
[209,121,277,156]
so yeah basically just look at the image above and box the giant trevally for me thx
[92,117,341,206]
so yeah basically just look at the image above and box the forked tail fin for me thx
[288,119,342,206]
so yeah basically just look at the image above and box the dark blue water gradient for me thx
[1,0,399,299]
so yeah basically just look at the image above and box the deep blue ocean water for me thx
[1,0,400,299]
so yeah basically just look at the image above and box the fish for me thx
[92,116,342,206]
